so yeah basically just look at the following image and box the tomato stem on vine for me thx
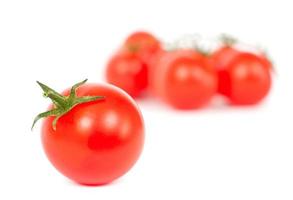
[220,34,237,46]
[31,79,104,131]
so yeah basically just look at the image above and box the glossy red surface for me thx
[41,84,144,185]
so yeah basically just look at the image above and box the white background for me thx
[0,0,293,199]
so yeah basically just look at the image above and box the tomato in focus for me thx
[40,83,144,185]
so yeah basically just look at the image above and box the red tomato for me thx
[211,46,240,70]
[210,46,240,95]
[33,81,144,185]
[223,52,272,105]
[151,49,217,109]
[106,52,148,97]
[148,49,168,97]
[122,31,162,64]
[259,53,273,70]
[211,45,273,98]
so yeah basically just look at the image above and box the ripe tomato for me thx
[106,51,148,97]
[223,52,272,105]
[211,39,273,98]
[150,49,217,109]
[33,80,144,185]
[148,49,168,97]
[211,46,240,71]
[210,45,240,95]
[122,31,162,65]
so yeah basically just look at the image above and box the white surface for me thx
[0,0,293,199]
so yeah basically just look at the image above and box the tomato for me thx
[150,49,217,109]
[211,46,240,71]
[223,52,272,105]
[122,31,162,65]
[259,53,273,71]
[148,49,168,97]
[32,80,144,185]
[211,43,273,102]
[106,51,148,97]
[210,45,240,95]
[106,31,161,97]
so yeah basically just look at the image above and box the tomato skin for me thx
[225,53,272,105]
[151,50,217,109]
[210,46,240,95]
[41,84,144,185]
[106,31,161,97]
[149,49,204,97]
[148,49,168,97]
[259,53,273,70]
[211,46,240,70]
[122,31,162,65]
[106,52,148,97]
[211,46,272,99]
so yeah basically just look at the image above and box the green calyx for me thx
[220,34,237,46]
[194,46,211,57]
[31,79,104,131]
[127,44,141,53]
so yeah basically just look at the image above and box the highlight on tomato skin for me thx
[150,49,218,109]
[34,80,145,185]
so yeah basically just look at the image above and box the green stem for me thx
[32,79,104,131]
[36,81,67,108]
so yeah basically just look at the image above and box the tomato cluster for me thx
[106,31,273,108]
[33,31,273,187]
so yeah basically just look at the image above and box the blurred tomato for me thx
[211,45,273,94]
[211,45,240,95]
[106,51,148,97]
[211,42,272,105]
[150,49,217,109]
[222,52,272,105]
[106,31,161,97]
[122,31,162,65]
